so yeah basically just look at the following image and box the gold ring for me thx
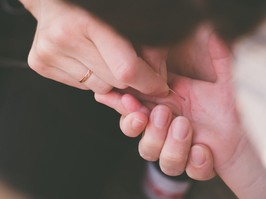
[79,69,92,83]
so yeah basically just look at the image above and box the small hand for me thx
[95,33,240,180]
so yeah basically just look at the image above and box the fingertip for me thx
[120,112,148,138]
[186,144,216,181]
[190,145,207,167]
[158,115,191,177]
[151,105,172,129]
[171,116,192,141]
[151,81,170,97]
[138,143,159,162]
[121,93,149,114]
[94,92,107,104]
[159,161,184,176]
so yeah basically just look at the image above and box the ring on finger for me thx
[79,69,93,83]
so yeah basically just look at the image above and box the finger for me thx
[141,46,168,82]
[79,70,113,94]
[186,144,216,181]
[29,62,88,90]
[30,13,123,91]
[138,105,172,161]
[119,113,148,137]
[29,41,113,93]
[208,33,232,83]
[159,116,192,176]
[49,56,113,94]
[66,38,127,89]
[87,20,170,96]
[95,92,150,116]
[54,53,114,93]
[167,25,217,82]
[28,39,87,89]
[95,91,127,114]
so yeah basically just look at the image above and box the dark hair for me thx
[205,0,266,42]
[65,0,266,45]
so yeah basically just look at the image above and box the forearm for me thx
[217,135,266,199]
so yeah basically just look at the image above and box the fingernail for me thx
[172,117,190,140]
[153,106,170,129]
[191,145,206,166]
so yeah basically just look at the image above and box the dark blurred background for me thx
[0,1,236,199]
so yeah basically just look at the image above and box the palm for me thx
[138,37,243,171]
[96,34,244,173]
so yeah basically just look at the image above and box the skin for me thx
[19,0,169,95]
[19,0,213,181]
[96,32,266,198]
[95,30,225,180]
[18,1,266,197]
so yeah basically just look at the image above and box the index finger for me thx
[87,18,169,96]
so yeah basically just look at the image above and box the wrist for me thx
[217,135,266,199]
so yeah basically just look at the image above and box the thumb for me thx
[141,46,168,82]
[208,33,232,83]
[88,20,169,96]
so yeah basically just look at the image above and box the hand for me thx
[79,25,266,197]
[96,31,229,180]
[140,105,216,180]
[19,0,169,95]
[95,32,238,180]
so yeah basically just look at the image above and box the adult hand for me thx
[19,0,169,95]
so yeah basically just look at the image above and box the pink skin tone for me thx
[19,0,169,95]
[17,1,266,197]
[96,33,266,198]
[137,33,240,172]
[95,33,234,180]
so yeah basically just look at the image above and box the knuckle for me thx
[161,153,186,166]
[34,39,54,63]
[161,165,184,176]
[80,87,90,91]
[46,25,69,47]
[27,51,47,74]
[114,58,139,83]
[139,142,160,161]
[114,82,128,89]
[139,151,158,162]
[160,154,186,176]
[94,85,113,94]
[28,24,74,74]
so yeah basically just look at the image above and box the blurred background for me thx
[0,1,236,199]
